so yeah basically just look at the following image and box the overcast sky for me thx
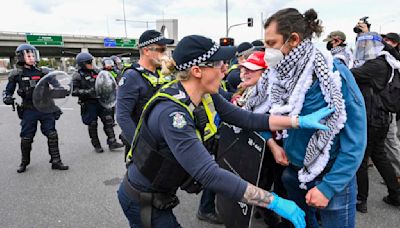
[1,0,399,50]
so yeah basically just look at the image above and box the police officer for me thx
[116,30,174,155]
[226,42,254,92]
[110,55,123,76]
[2,44,69,173]
[72,52,123,153]
[117,35,335,228]
[102,57,120,82]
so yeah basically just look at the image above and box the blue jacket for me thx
[264,59,367,200]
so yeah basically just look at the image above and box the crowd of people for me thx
[2,6,400,228]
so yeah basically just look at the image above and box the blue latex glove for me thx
[298,107,335,130]
[267,193,306,228]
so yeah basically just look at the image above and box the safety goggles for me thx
[198,60,224,69]
[147,46,167,53]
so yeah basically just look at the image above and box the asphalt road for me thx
[0,80,399,228]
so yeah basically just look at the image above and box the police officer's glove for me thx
[298,107,335,130]
[3,96,14,105]
[267,193,306,228]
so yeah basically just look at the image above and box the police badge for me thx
[171,112,187,129]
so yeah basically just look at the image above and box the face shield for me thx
[354,32,384,61]
[18,49,40,65]
[103,59,114,69]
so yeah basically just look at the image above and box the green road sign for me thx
[115,38,137,48]
[26,34,64,46]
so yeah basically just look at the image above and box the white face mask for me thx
[264,38,290,68]
[264,48,284,68]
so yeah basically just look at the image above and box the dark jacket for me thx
[351,55,391,127]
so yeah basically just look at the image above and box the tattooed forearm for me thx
[241,183,274,208]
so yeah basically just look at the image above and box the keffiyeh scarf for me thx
[330,46,354,68]
[245,39,347,189]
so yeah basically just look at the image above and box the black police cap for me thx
[173,35,236,71]
[138,30,174,48]
[236,42,254,57]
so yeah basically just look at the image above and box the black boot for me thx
[102,115,123,151]
[48,131,69,171]
[17,137,33,173]
[88,121,103,153]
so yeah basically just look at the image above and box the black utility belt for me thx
[122,173,180,210]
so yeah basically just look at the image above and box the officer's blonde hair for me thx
[175,69,191,81]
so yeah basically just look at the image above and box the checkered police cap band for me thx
[138,35,165,48]
[175,43,220,71]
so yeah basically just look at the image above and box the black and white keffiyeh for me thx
[330,46,354,68]
[245,39,347,189]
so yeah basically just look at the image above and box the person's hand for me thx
[356,22,369,33]
[305,186,329,209]
[3,96,14,105]
[267,193,306,228]
[238,81,251,89]
[267,139,289,166]
[298,107,335,130]
[230,94,241,105]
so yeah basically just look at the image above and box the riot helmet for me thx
[76,52,94,69]
[102,57,114,70]
[16,44,40,66]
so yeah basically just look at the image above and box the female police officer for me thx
[117,35,334,228]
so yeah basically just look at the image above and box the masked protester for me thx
[351,26,400,213]
[116,30,174,158]
[244,8,367,227]
[323,31,354,68]
[2,44,69,173]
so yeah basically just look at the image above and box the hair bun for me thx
[304,9,318,22]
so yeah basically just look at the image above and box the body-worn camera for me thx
[354,16,371,33]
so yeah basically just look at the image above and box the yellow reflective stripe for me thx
[227,64,238,73]
[141,70,171,87]
[202,94,218,141]
[126,80,199,162]
[220,80,227,91]
[110,71,118,78]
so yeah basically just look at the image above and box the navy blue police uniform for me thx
[116,30,174,155]
[117,35,274,228]
[72,52,123,153]
[2,44,68,173]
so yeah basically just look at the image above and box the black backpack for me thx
[379,67,400,113]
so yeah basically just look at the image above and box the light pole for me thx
[122,0,127,37]
[225,0,229,37]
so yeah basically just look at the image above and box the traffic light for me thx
[220,37,235,46]
[247,18,253,27]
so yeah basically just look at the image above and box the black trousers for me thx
[356,125,400,202]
